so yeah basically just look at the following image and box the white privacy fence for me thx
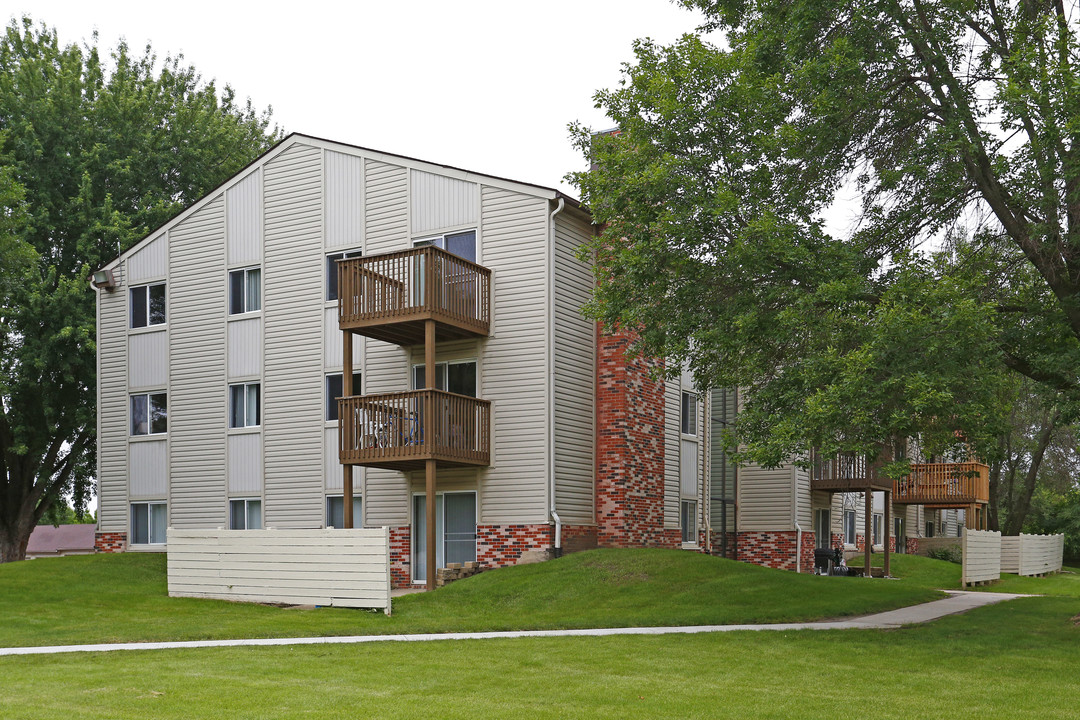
[167,528,391,612]
[1000,533,1065,576]
[961,529,1001,586]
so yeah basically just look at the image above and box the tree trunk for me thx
[1004,408,1060,535]
[0,518,33,563]
[988,458,1002,531]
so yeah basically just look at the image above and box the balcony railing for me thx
[893,462,990,506]
[339,389,491,470]
[809,450,893,492]
[338,246,491,345]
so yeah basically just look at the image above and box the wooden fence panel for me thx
[167,527,391,611]
[1017,533,1064,576]
[961,528,1000,586]
[1000,536,1020,574]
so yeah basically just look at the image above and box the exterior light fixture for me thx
[91,269,116,291]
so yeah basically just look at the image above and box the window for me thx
[843,510,856,546]
[412,360,477,397]
[681,391,698,435]
[681,500,698,544]
[326,250,362,301]
[131,393,167,436]
[872,514,882,547]
[414,230,476,262]
[229,498,262,530]
[130,502,167,545]
[229,383,261,428]
[325,372,363,421]
[814,508,831,549]
[228,267,261,314]
[925,520,935,538]
[326,495,363,528]
[130,283,166,328]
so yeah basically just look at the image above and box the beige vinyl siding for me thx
[126,234,167,283]
[227,433,263,495]
[98,277,129,531]
[664,377,680,529]
[324,150,364,250]
[794,464,813,527]
[226,168,262,267]
[169,197,227,529]
[737,462,795,531]
[226,317,262,378]
[479,186,549,525]
[325,426,343,494]
[410,169,479,234]
[262,143,324,528]
[129,440,167,498]
[360,159,411,527]
[551,210,595,525]
[128,330,167,389]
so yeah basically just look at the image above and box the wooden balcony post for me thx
[343,330,354,530]
[864,490,872,578]
[425,318,436,591]
[884,490,891,578]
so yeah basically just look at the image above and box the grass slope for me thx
[0,548,955,647]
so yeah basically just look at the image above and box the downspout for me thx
[548,197,566,556]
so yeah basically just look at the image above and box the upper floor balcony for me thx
[810,450,894,493]
[338,246,491,346]
[893,462,990,507]
[338,389,491,471]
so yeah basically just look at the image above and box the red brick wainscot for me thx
[94,531,126,553]
[389,526,411,589]
[737,530,817,572]
[595,328,676,548]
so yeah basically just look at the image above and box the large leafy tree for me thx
[571,0,1080,469]
[0,18,280,562]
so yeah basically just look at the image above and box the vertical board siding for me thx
[479,187,549,525]
[325,150,364,250]
[664,377,680,528]
[226,168,262,267]
[227,317,263,378]
[129,440,167,497]
[167,528,391,610]
[227,433,263,494]
[126,235,168,282]
[361,159,411,527]
[169,197,227,529]
[98,274,129,531]
[263,143,324,528]
[552,211,595,525]
[410,169,479,234]
[129,330,168,389]
[961,529,1001,585]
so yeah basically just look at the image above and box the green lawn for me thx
[2,594,1077,719]
[0,549,956,648]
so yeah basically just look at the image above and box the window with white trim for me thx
[229,498,262,530]
[130,502,167,545]
[229,382,261,428]
[326,372,363,421]
[131,393,167,436]
[326,250,362,301]
[130,283,166,328]
[413,230,476,262]
[681,391,698,435]
[326,495,363,529]
[228,267,261,314]
[925,520,935,538]
[681,500,698,544]
[844,510,857,546]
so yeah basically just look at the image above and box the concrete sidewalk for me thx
[0,590,1033,657]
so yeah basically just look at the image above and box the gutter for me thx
[547,198,566,555]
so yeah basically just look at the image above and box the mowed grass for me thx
[2,593,1078,719]
[0,548,962,648]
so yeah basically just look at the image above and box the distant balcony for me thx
[893,462,990,507]
[338,246,491,345]
[810,450,893,493]
[338,390,491,471]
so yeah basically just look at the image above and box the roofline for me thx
[98,132,585,272]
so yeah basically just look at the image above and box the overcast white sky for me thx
[13,0,706,195]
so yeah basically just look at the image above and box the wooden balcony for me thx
[338,246,491,345]
[893,462,990,507]
[810,450,893,493]
[338,390,491,471]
